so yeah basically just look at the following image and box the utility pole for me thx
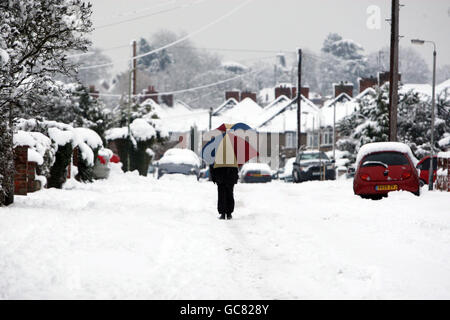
[209,107,212,130]
[332,102,336,160]
[127,40,137,172]
[132,40,137,96]
[388,0,400,141]
[296,48,302,151]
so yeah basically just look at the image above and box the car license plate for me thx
[312,172,321,176]
[252,173,262,177]
[375,185,398,191]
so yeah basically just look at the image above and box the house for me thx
[256,91,320,166]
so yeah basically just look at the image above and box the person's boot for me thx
[219,214,226,220]
[226,213,232,220]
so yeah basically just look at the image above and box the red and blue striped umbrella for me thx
[202,123,259,168]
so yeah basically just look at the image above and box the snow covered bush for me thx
[73,128,103,183]
[106,118,166,176]
[336,84,450,163]
[15,119,103,187]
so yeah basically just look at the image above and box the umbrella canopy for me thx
[202,123,259,168]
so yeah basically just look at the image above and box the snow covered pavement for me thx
[1,168,449,299]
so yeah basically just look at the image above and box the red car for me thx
[416,156,437,186]
[353,142,420,199]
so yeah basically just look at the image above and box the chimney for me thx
[240,91,257,102]
[275,85,292,99]
[161,94,174,107]
[334,81,353,98]
[89,85,99,99]
[377,71,402,87]
[292,87,309,100]
[225,91,240,102]
[359,76,377,93]
[146,85,159,104]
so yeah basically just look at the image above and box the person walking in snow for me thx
[210,165,238,220]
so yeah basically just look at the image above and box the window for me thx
[321,129,334,146]
[300,152,329,161]
[285,132,297,149]
[308,133,319,148]
[362,152,409,166]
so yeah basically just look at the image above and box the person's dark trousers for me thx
[217,183,235,217]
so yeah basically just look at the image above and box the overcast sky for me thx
[88,0,450,76]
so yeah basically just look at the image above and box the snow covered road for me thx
[1,168,449,299]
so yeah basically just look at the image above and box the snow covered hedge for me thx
[15,118,104,187]
[106,118,167,176]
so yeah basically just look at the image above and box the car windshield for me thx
[362,152,409,166]
[300,152,329,161]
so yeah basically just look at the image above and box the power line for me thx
[89,69,259,98]
[67,44,131,58]
[95,6,185,30]
[79,0,254,70]
[94,0,178,23]
[94,0,210,29]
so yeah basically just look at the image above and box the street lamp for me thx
[411,39,436,191]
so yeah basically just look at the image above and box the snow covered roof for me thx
[214,98,262,128]
[356,142,418,167]
[323,92,353,108]
[354,87,376,101]
[320,99,359,128]
[399,84,432,97]
[141,98,193,119]
[257,95,319,133]
[212,98,239,116]
[437,79,450,95]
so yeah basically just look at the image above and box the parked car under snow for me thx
[157,148,202,179]
[239,163,272,183]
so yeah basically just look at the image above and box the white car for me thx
[157,148,202,178]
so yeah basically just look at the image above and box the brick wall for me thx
[14,146,28,196]
[225,91,240,102]
[378,72,402,86]
[161,94,174,107]
[275,86,292,99]
[27,161,41,193]
[240,91,257,102]
[334,82,353,98]
[145,86,159,104]
[359,77,377,93]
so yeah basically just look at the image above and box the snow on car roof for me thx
[240,162,271,174]
[159,148,201,167]
[356,142,418,167]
